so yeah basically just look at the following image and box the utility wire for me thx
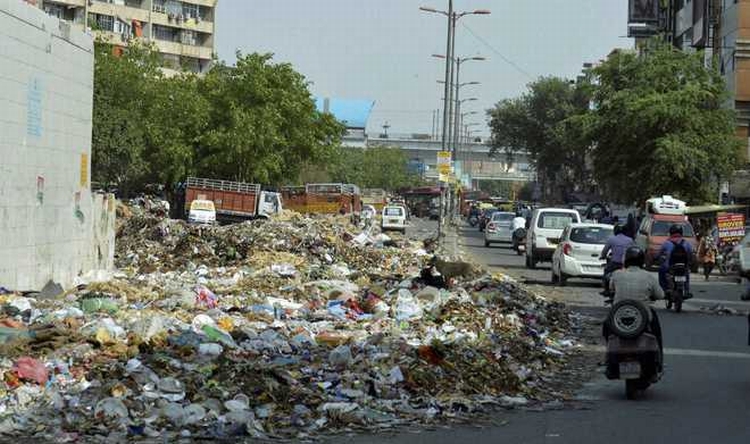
[460,22,534,80]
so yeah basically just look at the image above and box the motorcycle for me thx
[665,262,689,313]
[512,228,527,256]
[605,299,663,400]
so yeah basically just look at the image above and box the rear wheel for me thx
[625,379,638,400]
[559,272,568,287]
[674,291,683,313]
[484,240,491,247]
[551,268,559,284]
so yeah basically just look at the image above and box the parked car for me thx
[635,213,698,270]
[478,207,499,232]
[551,223,613,285]
[526,208,581,269]
[188,199,217,225]
[484,212,515,247]
[381,205,407,233]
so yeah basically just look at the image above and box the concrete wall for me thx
[0,0,114,291]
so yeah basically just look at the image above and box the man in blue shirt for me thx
[600,225,635,296]
[658,224,694,294]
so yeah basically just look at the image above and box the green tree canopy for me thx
[328,146,423,191]
[591,41,741,204]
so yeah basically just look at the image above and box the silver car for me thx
[484,212,515,247]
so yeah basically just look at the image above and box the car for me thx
[381,205,407,233]
[478,207,499,232]
[551,223,613,285]
[635,213,698,270]
[188,199,216,225]
[525,208,581,269]
[484,211,515,247]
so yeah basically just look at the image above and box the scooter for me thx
[665,263,689,313]
[512,228,527,256]
[605,299,663,400]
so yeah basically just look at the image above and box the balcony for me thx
[45,0,86,7]
[150,11,214,34]
[155,40,212,60]
[181,0,217,7]
[88,2,150,22]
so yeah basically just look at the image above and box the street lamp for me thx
[420,3,490,155]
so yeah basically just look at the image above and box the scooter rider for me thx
[600,224,635,296]
[607,246,665,364]
[658,224,694,296]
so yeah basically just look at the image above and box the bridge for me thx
[344,133,535,183]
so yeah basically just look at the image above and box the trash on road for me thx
[0,200,576,440]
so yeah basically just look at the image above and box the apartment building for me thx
[36,0,217,73]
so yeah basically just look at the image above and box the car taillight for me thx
[488,223,496,231]
[563,243,572,256]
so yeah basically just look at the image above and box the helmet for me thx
[613,224,625,235]
[624,246,645,268]
[669,224,683,236]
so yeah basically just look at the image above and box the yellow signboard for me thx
[80,153,88,188]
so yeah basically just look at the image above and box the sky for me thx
[216,0,631,137]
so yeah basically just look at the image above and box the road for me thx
[339,224,750,444]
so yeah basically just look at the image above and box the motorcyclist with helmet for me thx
[658,224,694,296]
[606,246,664,364]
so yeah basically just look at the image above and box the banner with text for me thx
[717,213,746,244]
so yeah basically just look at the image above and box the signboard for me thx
[717,213,746,244]
[629,0,660,23]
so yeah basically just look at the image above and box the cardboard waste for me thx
[0,200,578,440]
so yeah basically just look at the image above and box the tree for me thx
[487,77,594,202]
[196,53,344,185]
[591,41,741,204]
[327,146,423,191]
[91,41,161,194]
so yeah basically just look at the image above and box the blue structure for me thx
[315,97,375,130]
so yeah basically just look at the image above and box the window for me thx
[183,2,200,19]
[181,30,197,45]
[44,4,65,19]
[153,25,177,42]
[91,14,114,31]
[384,207,404,216]
[651,221,695,237]
[570,227,613,244]
[491,213,514,222]
[153,0,166,13]
[537,212,577,229]
[113,19,131,36]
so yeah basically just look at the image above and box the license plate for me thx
[674,276,687,282]
[547,238,560,244]
[619,361,641,378]
[389,219,398,224]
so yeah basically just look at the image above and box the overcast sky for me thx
[216,1,631,137]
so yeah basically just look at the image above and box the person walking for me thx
[697,235,718,281]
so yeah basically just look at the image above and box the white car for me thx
[381,205,407,233]
[526,208,581,269]
[551,223,613,285]
[188,199,217,225]
[484,211,515,247]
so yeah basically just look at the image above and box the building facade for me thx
[664,0,750,156]
[35,0,216,74]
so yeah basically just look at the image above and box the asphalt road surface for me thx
[338,224,750,444]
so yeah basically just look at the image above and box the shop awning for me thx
[685,204,746,215]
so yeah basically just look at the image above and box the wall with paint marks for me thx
[0,0,115,290]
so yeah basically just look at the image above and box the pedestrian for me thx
[697,235,718,281]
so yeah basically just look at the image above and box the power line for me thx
[460,22,534,80]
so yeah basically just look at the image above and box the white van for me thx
[526,208,581,269]
[188,199,217,225]
[381,205,407,233]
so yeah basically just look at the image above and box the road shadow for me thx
[487,263,529,270]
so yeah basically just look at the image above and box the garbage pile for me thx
[0,203,577,441]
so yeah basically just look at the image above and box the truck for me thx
[281,183,362,214]
[361,188,388,211]
[185,177,282,222]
